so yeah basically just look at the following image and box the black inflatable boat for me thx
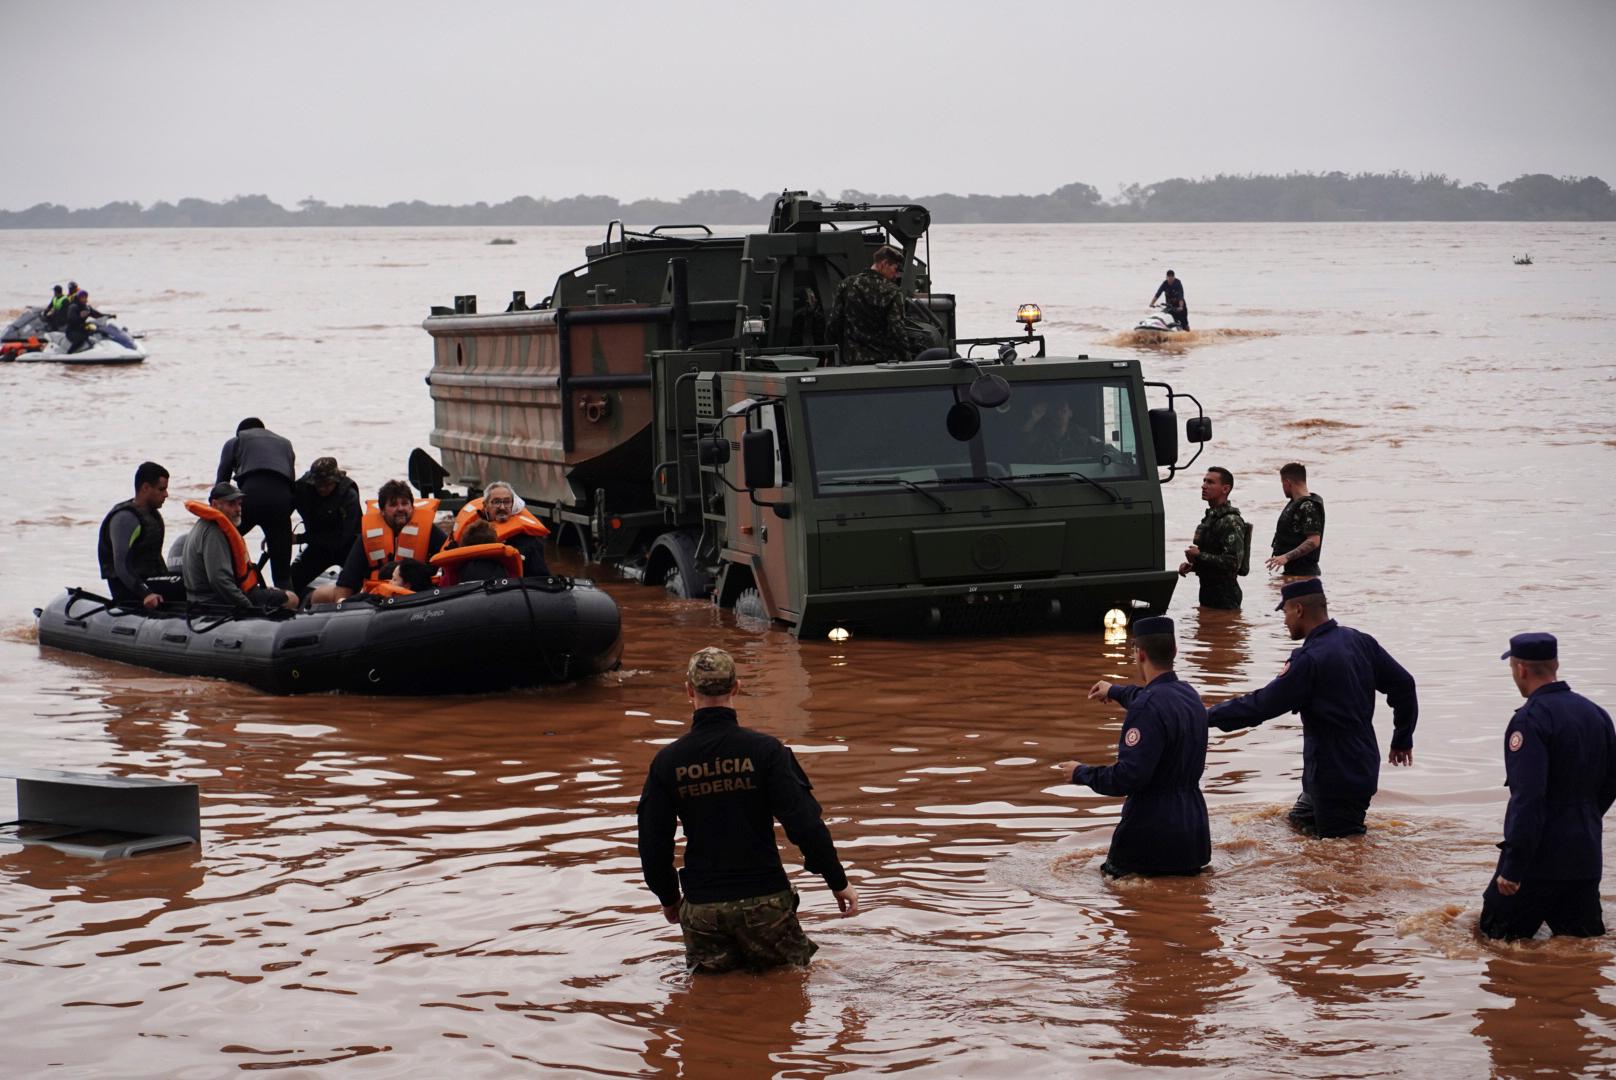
[34,577,622,695]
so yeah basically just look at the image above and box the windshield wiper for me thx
[1016,470,1125,504]
[928,474,1037,507]
[821,477,948,511]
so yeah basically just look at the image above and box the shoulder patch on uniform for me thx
[1124,727,1142,747]
[1278,661,1291,678]
[1508,731,1524,752]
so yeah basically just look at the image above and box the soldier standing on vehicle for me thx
[637,647,858,973]
[1058,616,1212,878]
[1179,467,1247,609]
[1207,578,1418,838]
[1480,633,1616,940]
[1266,462,1325,577]
[827,244,910,366]
[1150,269,1189,330]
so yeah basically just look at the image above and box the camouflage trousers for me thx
[679,888,817,974]
[1198,574,1243,610]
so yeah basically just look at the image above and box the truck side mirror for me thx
[1149,408,1179,466]
[741,429,776,489]
[698,435,730,466]
[1186,417,1213,443]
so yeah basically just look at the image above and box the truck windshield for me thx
[803,378,1141,492]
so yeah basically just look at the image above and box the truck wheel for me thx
[654,532,710,599]
[733,587,768,623]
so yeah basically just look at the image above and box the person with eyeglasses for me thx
[448,480,550,577]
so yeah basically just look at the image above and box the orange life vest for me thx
[451,497,550,544]
[184,499,263,592]
[359,498,441,577]
[430,543,524,586]
[359,580,416,598]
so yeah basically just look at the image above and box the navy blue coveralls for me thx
[1073,673,1212,875]
[1480,682,1616,939]
[1207,619,1418,837]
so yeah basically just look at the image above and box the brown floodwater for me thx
[1,222,1614,1076]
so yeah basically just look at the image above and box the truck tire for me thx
[654,532,710,600]
[733,587,768,623]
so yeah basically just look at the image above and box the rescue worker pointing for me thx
[638,647,858,973]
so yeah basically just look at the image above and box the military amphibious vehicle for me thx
[411,192,1212,638]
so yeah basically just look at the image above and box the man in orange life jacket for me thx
[453,480,549,576]
[180,482,298,611]
[311,479,448,604]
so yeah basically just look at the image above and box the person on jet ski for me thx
[1149,270,1189,331]
[63,290,104,353]
[43,285,68,329]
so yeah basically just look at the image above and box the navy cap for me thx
[1133,615,1174,637]
[1275,577,1325,610]
[1501,633,1557,662]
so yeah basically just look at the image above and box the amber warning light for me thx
[1016,303,1042,337]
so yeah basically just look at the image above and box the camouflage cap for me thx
[309,456,344,484]
[686,647,737,694]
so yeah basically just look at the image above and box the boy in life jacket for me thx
[354,558,436,600]
[310,479,448,605]
[180,482,299,612]
[451,480,549,576]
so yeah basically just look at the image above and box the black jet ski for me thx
[34,577,622,695]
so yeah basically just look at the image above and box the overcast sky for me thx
[7,0,1613,210]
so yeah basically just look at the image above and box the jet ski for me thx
[1,306,147,364]
[1134,307,1186,334]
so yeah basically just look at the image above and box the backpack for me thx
[1237,519,1253,577]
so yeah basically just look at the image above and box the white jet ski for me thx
[1134,307,1185,334]
[1,306,147,364]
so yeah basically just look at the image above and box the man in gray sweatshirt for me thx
[182,482,298,612]
[216,417,297,589]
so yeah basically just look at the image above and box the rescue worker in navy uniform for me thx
[637,647,859,973]
[216,417,297,589]
[1266,462,1325,577]
[1480,634,1616,940]
[290,456,361,594]
[310,479,448,604]
[1179,467,1247,609]
[1150,269,1189,330]
[97,461,184,609]
[1057,616,1212,877]
[1207,579,1418,838]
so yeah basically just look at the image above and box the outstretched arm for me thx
[1208,657,1312,732]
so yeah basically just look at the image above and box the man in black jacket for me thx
[216,417,296,588]
[1481,633,1616,939]
[637,647,859,973]
[1059,616,1211,877]
[290,456,361,594]
[97,461,184,608]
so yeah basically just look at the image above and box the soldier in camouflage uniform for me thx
[1265,461,1325,577]
[826,244,910,366]
[637,647,859,973]
[1179,466,1247,609]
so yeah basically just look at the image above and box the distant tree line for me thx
[3,172,1611,227]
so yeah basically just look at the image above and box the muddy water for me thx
[1,223,1613,1076]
